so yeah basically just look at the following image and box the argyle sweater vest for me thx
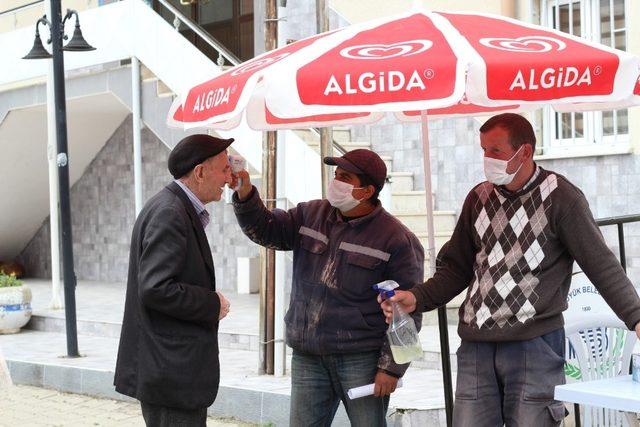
[411,167,640,342]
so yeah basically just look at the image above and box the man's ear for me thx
[362,185,376,201]
[192,164,205,182]
[523,143,534,160]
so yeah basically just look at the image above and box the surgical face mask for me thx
[483,146,524,186]
[327,179,364,212]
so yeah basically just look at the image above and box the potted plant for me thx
[0,272,32,334]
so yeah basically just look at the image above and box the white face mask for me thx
[327,179,364,212]
[483,146,524,186]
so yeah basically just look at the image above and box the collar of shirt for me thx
[330,202,383,228]
[520,163,541,192]
[497,163,541,197]
[174,180,210,228]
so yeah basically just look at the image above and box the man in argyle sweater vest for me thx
[382,113,640,427]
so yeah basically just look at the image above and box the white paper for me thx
[347,379,403,400]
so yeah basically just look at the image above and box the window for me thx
[540,0,629,155]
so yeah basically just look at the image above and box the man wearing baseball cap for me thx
[233,149,424,426]
[115,134,234,426]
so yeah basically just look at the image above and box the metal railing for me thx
[154,0,346,154]
[595,213,640,273]
[0,0,43,16]
[569,213,640,427]
[155,0,240,67]
[0,0,45,32]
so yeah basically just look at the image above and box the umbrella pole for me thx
[420,110,453,427]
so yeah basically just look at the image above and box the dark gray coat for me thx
[114,182,221,410]
[233,187,424,377]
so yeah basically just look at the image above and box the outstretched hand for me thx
[233,170,252,201]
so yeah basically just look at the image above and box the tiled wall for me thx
[18,116,260,290]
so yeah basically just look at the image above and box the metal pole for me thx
[437,306,453,427]
[274,134,287,377]
[131,56,143,216]
[262,130,276,375]
[316,0,332,197]
[420,110,453,426]
[258,246,267,374]
[617,223,626,272]
[50,0,79,357]
[262,0,278,375]
[44,0,63,310]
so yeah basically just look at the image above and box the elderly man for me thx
[233,149,424,427]
[114,134,234,427]
[382,113,640,427]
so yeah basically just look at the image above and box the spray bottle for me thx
[373,280,423,364]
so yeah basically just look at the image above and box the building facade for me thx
[1,0,638,290]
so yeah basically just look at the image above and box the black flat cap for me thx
[168,134,234,179]
[323,149,387,190]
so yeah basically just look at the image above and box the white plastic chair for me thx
[564,272,638,427]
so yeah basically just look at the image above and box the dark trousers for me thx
[453,328,568,427]
[140,401,207,427]
[290,349,390,427]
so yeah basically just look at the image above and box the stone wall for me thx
[18,116,260,290]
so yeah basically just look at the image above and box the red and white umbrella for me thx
[168,11,640,421]
[168,8,639,265]
[168,9,639,274]
[168,11,639,130]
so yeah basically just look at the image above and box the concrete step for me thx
[415,325,460,371]
[25,309,463,372]
[25,314,260,352]
[3,330,451,426]
[391,191,436,212]
[396,211,456,234]
[140,63,156,81]
[380,155,393,171]
[388,171,414,192]
[417,232,452,254]
[138,65,174,97]
[156,80,174,98]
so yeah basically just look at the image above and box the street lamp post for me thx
[23,1,95,358]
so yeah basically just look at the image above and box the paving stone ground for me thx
[0,385,256,427]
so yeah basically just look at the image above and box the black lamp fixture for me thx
[23,9,94,60]
[61,10,95,52]
[22,5,95,359]
[22,17,53,59]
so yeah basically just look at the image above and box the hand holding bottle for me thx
[373,280,422,364]
[378,290,417,324]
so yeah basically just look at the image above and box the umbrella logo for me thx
[479,36,566,53]
[231,53,291,76]
[339,40,433,60]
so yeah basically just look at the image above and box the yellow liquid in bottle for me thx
[390,344,423,364]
